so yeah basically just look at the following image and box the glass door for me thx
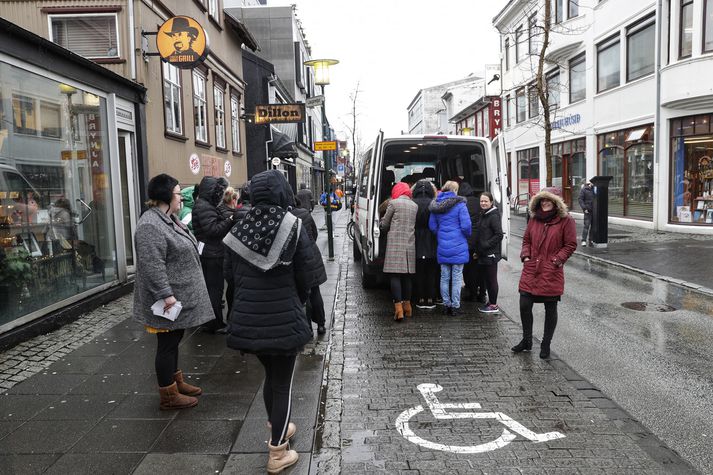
[117,132,137,272]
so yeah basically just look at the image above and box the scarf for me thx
[222,203,301,271]
[534,208,557,222]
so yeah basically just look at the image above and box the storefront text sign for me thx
[254,104,306,124]
[314,141,337,152]
[157,16,209,69]
[552,114,582,130]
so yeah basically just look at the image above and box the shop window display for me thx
[671,114,713,224]
[0,61,117,328]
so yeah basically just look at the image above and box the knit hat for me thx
[148,173,179,204]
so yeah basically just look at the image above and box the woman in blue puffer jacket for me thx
[429,181,472,316]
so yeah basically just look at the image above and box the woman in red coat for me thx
[512,188,577,359]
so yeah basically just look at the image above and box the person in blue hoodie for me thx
[428,180,472,316]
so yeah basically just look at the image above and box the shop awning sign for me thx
[157,16,209,69]
[314,141,337,151]
[254,104,306,124]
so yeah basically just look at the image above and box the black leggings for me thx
[155,329,185,387]
[414,259,439,302]
[257,354,297,445]
[519,294,558,343]
[201,257,225,329]
[479,263,499,305]
[309,286,325,326]
[390,274,413,302]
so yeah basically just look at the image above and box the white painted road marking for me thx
[395,383,566,454]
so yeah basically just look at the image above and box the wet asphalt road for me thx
[497,234,713,474]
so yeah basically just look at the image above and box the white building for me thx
[407,75,483,135]
[494,0,713,233]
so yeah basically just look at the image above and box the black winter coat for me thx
[475,206,503,264]
[578,185,594,212]
[192,177,234,259]
[412,181,437,260]
[458,182,481,250]
[290,207,318,243]
[224,171,327,355]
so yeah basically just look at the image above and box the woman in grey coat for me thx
[133,174,214,410]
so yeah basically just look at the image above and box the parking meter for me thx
[590,176,613,248]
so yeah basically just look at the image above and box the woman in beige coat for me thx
[380,182,418,321]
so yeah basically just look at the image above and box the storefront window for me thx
[551,138,586,211]
[0,61,117,328]
[598,125,654,219]
[517,147,540,205]
[670,113,713,224]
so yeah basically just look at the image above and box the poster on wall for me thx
[189,153,201,175]
[224,160,232,177]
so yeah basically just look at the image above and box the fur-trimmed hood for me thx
[429,191,466,214]
[528,189,569,218]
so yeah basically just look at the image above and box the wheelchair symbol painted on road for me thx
[395,383,565,454]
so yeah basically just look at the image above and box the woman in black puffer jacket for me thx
[223,170,326,473]
[475,192,504,314]
[411,180,439,309]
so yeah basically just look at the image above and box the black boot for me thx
[539,342,551,359]
[511,338,532,353]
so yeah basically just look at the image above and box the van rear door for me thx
[488,136,510,260]
[366,131,383,262]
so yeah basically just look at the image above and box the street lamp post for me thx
[304,58,338,260]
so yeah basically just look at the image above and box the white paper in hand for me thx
[151,300,182,321]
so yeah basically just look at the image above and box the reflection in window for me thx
[193,71,208,143]
[680,0,693,58]
[231,95,241,153]
[627,20,655,81]
[516,88,526,123]
[546,70,560,108]
[569,54,586,103]
[12,95,37,135]
[705,0,713,53]
[163,62,182,135]
[597,37,620,92]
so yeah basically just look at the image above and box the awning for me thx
[269,125,298,159]
[223,11,260,52]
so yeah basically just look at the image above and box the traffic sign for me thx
[337,164,345,175]
[271,157,281,167]
[306,95,324,108]
[314,141,337,151]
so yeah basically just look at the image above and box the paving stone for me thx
[133,454,227,475]
[44,452,144,475]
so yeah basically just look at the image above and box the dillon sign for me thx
[254,104,306,124]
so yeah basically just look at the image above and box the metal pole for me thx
[321,84,335,260]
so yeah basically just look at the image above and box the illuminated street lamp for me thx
[461,127,473,136]
[304,58,339,260]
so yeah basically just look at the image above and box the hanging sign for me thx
[157,16,209,69]
[314,141,337,151]
[254,104,306,124]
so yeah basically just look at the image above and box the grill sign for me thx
[254,104,306,124]
[157,16,209,69]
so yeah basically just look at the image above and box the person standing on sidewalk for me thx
[578,180,594,246]
[411,180,439,309]
[429,180,472,316]
[133,174,213,410]
[218,187,239,324]
[223,170,326,474]
[458,182,485,304]
[296,183,314,212]
[476,192,504,314]
[512,187,577,359]
[380,182,418,321]
[192,176,235,333]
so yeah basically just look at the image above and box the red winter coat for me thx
[518,190,577,297]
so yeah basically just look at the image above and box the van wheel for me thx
[353,237,362,262]
[360,257,376,289]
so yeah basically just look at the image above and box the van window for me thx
[380,140,486,201]
[359,149,372,197]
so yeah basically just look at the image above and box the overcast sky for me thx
[267,0,505,151]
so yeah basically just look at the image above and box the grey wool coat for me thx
[380,196,418,274]
[132,207,214,330]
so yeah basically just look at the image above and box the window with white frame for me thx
[505,94,511,127]
[214,84,226,149]
[597,35,620,92]
[546,70,560,108]
[516,88,526,123]
[568,0,579,19]
[193,71,208,143]
[12,94,62,138]
[515,27,523,63]
[208,0,220,22]
[528,14,538,55]
[627,18,655,81]
[569,53,586,103]
[163,62,182,135]
[528,82,539,118]
[504,38,510,71]
[49,14,119,59]
[231,94,241,153]
[680,0,694,58]
[705,0,713,53]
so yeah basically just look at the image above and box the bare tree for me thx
[536,0,553,186]
[342,81,364,175]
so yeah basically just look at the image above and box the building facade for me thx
[407,75,484,135]
[0,19,145,334]
[494,0,713,232]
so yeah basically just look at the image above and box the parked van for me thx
[352,133,510,287]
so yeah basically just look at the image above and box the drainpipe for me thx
[128,0,136,80]
[653,0,663,231]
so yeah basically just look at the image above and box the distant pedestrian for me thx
[192,176,235,333]
[380,182,418,321]
[218,187,239,321]
[475,192,504,314]
[223,170,326,474]
[235,182,252,220]
[411,180,439,309]
[296,183,314,212]
[578,180,594,246]
[429,181,472,316]
[512,188,577,359]
[458,182,485,303]
[132,174,213,410]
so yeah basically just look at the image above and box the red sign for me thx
[489,97,502,139]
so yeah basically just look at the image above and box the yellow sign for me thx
[254,104,305,124]
[314,141,337,152]
[157,16,209,69]
[61,150,87,161]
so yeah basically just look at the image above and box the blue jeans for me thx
[440,264,464,308]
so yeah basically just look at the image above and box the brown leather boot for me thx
[159,382,198,410]
[393,302,404,321]
[402,300,412,317]
[267,441,298,474]
[267,421,296,441]
[174,370,202,396]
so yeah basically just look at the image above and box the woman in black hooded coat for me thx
[223,170,326,473]
[458,182,486,303]
[411,180,439,308]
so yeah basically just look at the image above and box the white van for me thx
[352,133,510,287]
